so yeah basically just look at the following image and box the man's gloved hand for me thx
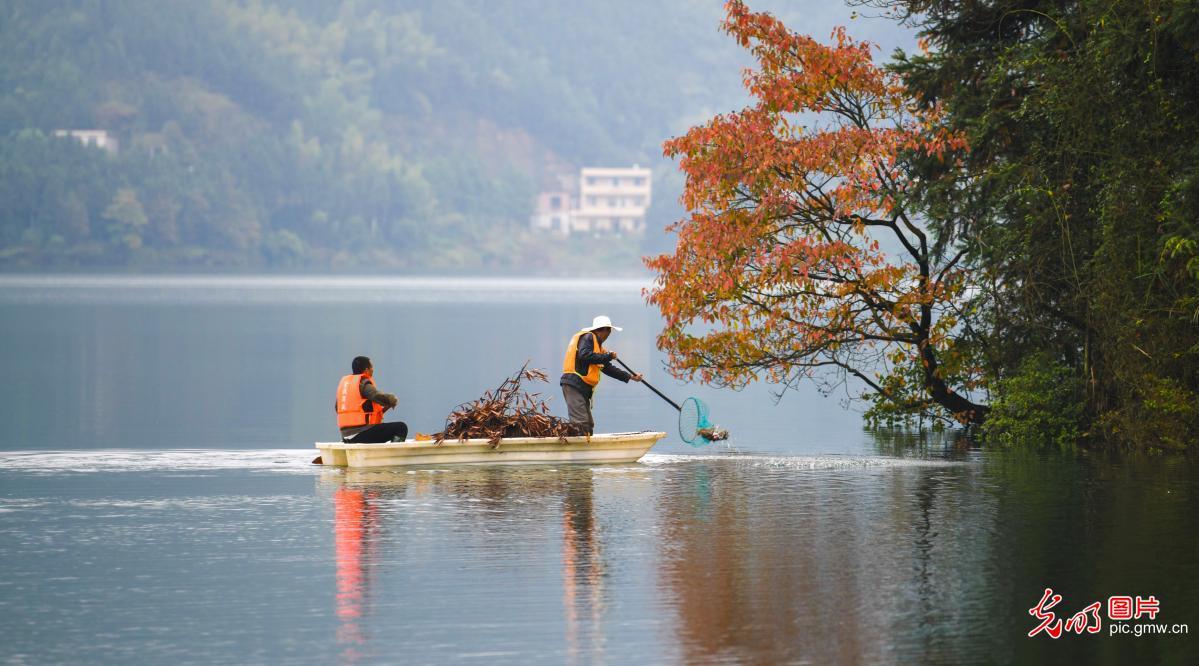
[383,394,399,410]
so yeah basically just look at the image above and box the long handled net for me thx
[678,396,719,445]
[616,359,728,447]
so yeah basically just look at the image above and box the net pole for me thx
[614,358,682,412]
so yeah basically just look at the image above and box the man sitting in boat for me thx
[560,316,642,435]
[336,356,408,443]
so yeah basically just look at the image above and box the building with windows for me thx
[572,166,652,235]
[54,129,119,154]
[531,165,652,236]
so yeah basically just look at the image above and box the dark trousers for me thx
[562,384,594,435]
[342,422,409,443]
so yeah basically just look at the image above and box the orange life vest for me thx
[562,330,606,387]
[336,373,384,429]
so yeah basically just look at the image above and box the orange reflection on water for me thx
[334,486,377,664]
[325,467,640,664]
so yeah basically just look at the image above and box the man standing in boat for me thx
[560,316,642,435]
[336,356,408,443]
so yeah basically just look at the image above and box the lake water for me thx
[0,276,1195,664]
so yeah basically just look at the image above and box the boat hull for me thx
[316,431,666,468]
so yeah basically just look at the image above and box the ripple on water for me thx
[641,452,967,469]
[0,449,317,475]
[0,449,969,476]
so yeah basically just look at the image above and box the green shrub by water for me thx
[981,354,1084,448]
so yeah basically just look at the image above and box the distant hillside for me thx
[0,0,906,272]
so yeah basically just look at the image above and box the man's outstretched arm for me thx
[360,377,397,409]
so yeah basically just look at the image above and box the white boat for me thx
[316,431,666,468]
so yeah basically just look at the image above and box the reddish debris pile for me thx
[434,364,586,448]
[697,426,730,441]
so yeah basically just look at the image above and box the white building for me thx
[572,166,652,235]
[54,129,119,154]
[531,165,652,236]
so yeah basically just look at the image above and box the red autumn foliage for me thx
[645,1,988,424]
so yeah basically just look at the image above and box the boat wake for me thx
[0,449,317,475]
[641,453,968,469]
[0,449,967,475]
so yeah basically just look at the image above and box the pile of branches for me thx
[434,363,587,448]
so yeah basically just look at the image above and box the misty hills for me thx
[0,0,898,272]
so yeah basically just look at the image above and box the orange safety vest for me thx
[562,330,606,387]
[336,373,384,429]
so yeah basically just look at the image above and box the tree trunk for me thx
[919,336,989,425]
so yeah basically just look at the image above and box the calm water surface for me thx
[1,276,1196,664]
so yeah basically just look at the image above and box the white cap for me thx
[584,315,622,332]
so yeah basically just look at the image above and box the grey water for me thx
[0,276,1195,664]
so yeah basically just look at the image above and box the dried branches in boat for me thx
[434,363,587,448]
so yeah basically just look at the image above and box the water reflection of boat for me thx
[317,431,665,468]
[323,464,648,662]
[320,465,654,499]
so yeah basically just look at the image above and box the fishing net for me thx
[679,397,728,446]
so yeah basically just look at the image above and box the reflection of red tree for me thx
[335,487,377,663]
[656,470,869,664]
[659,499,746,659]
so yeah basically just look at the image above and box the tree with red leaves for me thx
[646,1,988,424]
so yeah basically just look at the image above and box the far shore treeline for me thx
[0,0,794,273]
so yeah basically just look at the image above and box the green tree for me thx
[874,0,1199,446]
[102,188,148,251]
[57,191,90,238]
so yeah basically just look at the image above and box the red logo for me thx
[1028,588,1102,638]
[1108,596,1133,621]
[1029,588,1065,638]
[1031,589,1164,638]
[1136,596,1160,620]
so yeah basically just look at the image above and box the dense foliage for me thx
[979,353,1084,448]
[0,0,761,271]
[652,1,1197,447]
[880,0,1199,447]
